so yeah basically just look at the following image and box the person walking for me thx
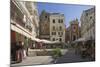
[16,41,23,63]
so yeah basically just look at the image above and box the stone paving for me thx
[11,56,54,67]
[11,48,94,67]
[54,49,94,64]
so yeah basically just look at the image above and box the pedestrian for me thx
[22,42,27,59]
[40,42,43,49]
[16,41,23,63]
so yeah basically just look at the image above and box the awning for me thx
[72,36,95,44]
[72,37,86,44]
[41,39,60,44]
[11,22,32,39]
[75,38,86,42]
[32,38,60,44]
[32,38,42,42]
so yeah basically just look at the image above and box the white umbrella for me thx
[75,38,86,42]
[72,37,86,44]
[33,38,42,42]
[32,38,60,44]
[41,39,60,44]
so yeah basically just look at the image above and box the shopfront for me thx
[11,29,33,63]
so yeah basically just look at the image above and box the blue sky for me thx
[37,2,94,27]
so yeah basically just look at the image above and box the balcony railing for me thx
[16,17,25,28]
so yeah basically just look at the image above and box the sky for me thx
[37,2,94,27]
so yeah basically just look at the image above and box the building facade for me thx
[25,1,39,37]
[70,19,80,41]
[65,19,80,43]
[65,26,70,43]
[39,11,65,43]
[11,0,39,61]
[80,7,95,40]
[49,13,65,43]
[39,10,50,40]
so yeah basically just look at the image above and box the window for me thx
[45,15,47,18]
[86,13,88,16]
[90,16,92,19]
[58,19,63,23]
[52,32,56,35]
[73,26,76,29]
[58,32,63,35]
[52,26,55,30]
[52,38,55,41]
[59,26,62,30]
[53,19,55,23]
[59,38,62,42]
[54,32,56,35]
[73,35,76,41]
[58,19,60,23]
[61,19,63,23]
[58,32,60,35]
[61,32,63,35]
[52,32,53,35]
[72,26,76,32]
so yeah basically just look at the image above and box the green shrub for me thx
[52,48,62,59]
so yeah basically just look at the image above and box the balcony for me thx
[25,25,32,32]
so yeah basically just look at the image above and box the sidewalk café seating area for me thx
[71,37,95,60]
